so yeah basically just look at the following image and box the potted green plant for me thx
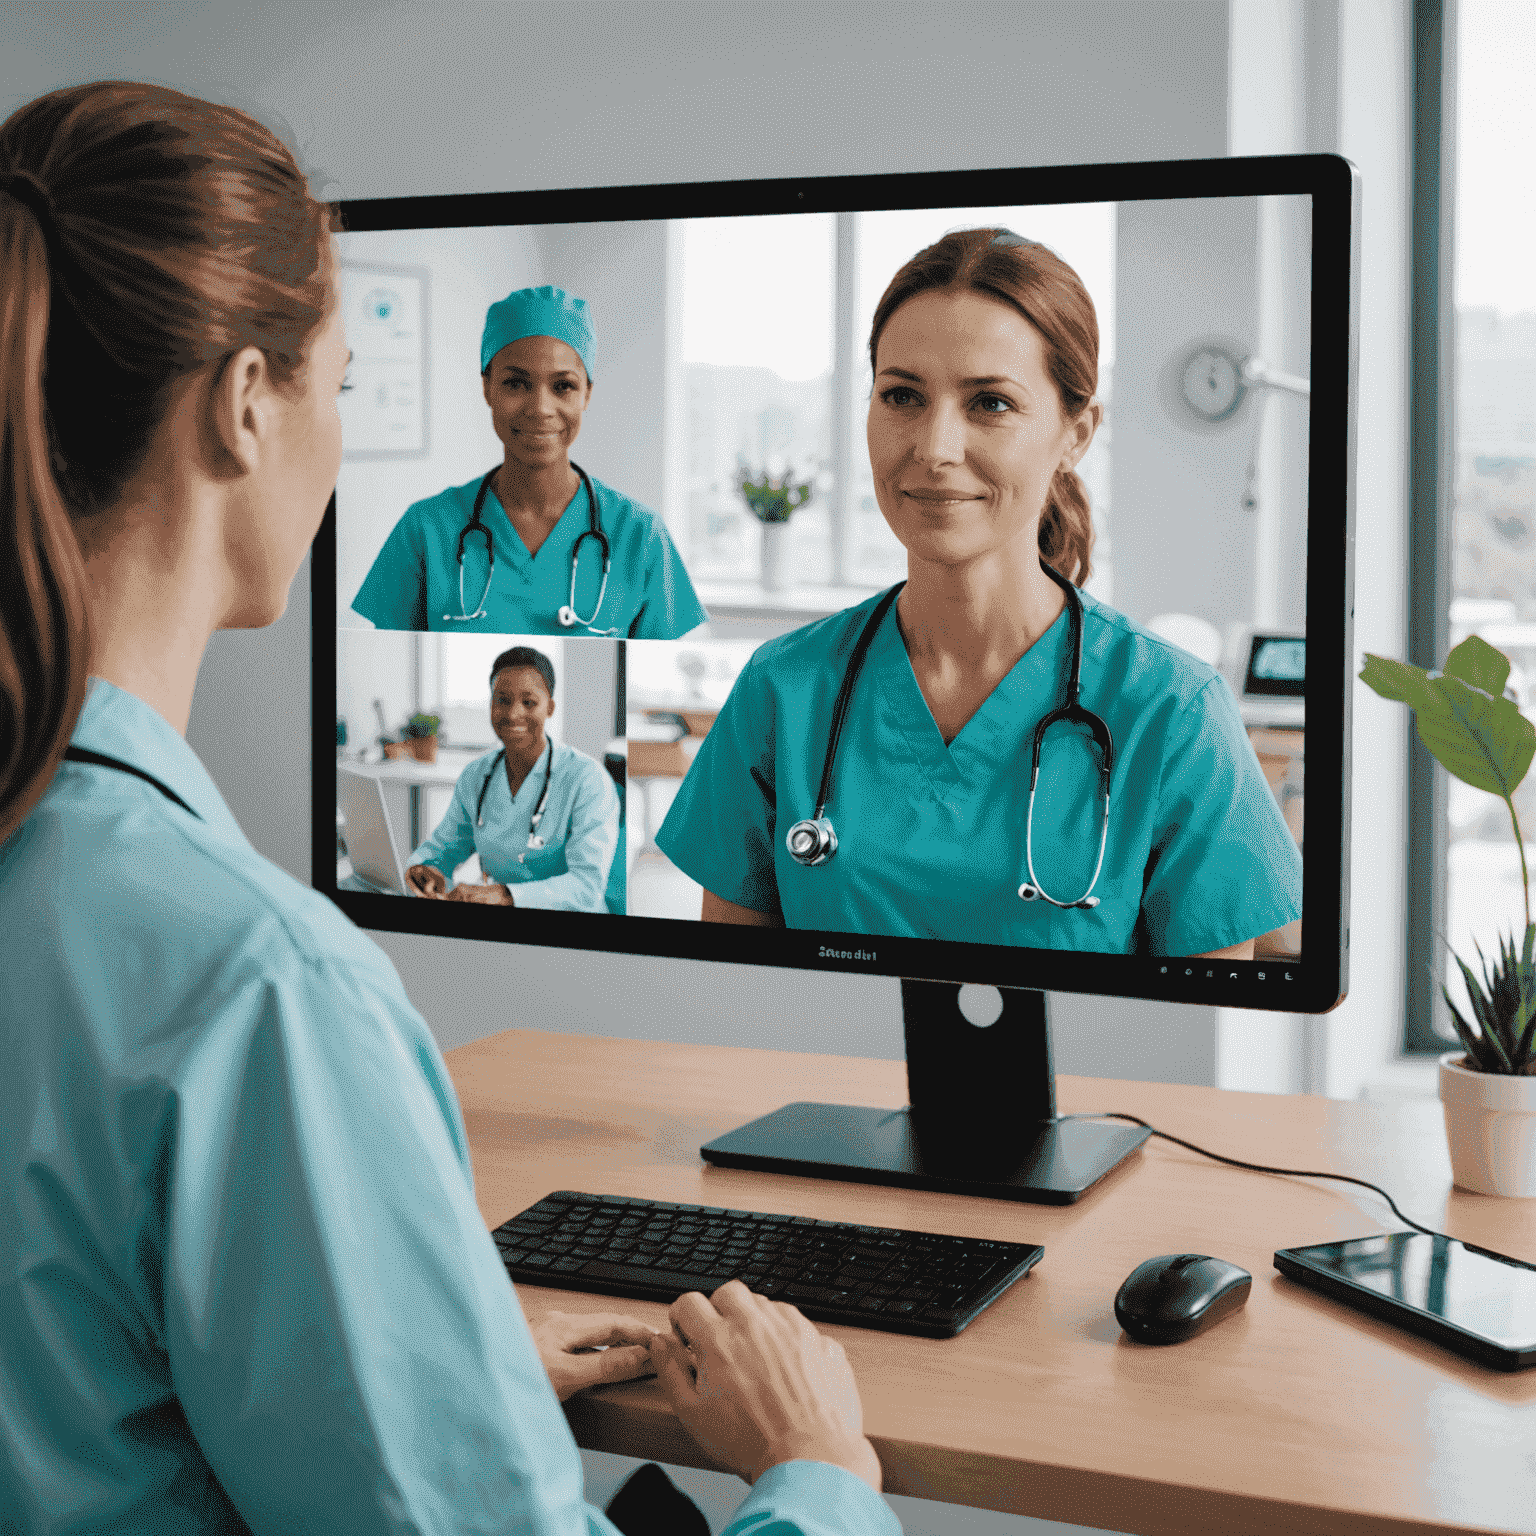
[402,712,442,764]
[1361,635,1536,1196]
[736,458,814,593]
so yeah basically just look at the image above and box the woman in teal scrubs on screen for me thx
[350,284,709,638]
[405,646,621,912]
[0,83,889,1536]
[657,228,1302,957]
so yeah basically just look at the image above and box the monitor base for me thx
[700,1101,1149,1205]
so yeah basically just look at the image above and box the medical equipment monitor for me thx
[1245,635,1308,697]
[315,152,1358,1020]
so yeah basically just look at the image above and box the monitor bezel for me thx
[313,152,1359,1015]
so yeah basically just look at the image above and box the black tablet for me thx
[1274,1231,1536,1371]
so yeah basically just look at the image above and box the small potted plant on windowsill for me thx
[1361,636,1536,1197]
[402,712,443,764]
[736,458,815,593]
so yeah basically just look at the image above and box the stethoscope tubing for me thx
[476,738,554,855]
[447,462,613,631]
[787,561,1116,910]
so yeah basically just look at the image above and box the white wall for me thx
[1109,195,1263,630]
[1221,0,1412,1100]
[534,221,673,525]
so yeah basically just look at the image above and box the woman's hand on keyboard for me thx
[649,1280,882,1493]
[529,1309,660,1402]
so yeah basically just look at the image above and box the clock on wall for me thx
[1181,346,1246,421]
[1178,343,1312,424]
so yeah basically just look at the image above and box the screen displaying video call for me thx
[330,189,1313,965]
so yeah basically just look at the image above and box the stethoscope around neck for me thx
[783,559,1116,910]
[477,737,554,861]
[446,460,614,632]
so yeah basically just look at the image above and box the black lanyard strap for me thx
[62,747,202,819]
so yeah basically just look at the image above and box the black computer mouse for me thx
[1114,1253,1252,1344]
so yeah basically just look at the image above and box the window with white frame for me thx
[1443,0,1536,1026]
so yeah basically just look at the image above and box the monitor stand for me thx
[700,981,1150,1204]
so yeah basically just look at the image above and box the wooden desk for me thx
[445,1030,1536,1536]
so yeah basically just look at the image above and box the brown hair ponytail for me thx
[0,179,88,846]
[868,226,1100,587]
[0,83,337,844]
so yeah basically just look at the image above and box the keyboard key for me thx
[783,1284,856,1307]
[521,1254,554,1269]
[552,1258,587,1273]
[580,1260,736,1293]
[884,1300,919,1316]
[919,1307,965,1327]
[856,1297,887,1313]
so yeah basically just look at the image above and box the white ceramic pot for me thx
[760,520,792,593]
[1438,1051,1536,1198]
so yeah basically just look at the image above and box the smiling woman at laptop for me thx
[405,645,620,911]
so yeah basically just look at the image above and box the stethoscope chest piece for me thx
[786,816,838,867]
[1019,881,1100,909]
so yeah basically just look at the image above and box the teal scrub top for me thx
[350,470,709,637]
[410,739,621,913]
[656,588,1303,955]
[0,679,900,1536]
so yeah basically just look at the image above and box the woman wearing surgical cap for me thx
[351,284,709,637]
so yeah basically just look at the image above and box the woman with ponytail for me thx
[657,228,1301,957]
[1,83,892,1536]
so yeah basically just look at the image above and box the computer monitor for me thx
[314,152,1358,1202]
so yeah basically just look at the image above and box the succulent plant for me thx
[404,712,441,740]
[1361,635,1536,1074]
[1443,925,1536,1074]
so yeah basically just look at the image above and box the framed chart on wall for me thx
[339,261,429,458]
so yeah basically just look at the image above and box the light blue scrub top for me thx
[0,679,899,1536]
[351,470,709,637]
[657,588,1303,954]
[410,739,620,913]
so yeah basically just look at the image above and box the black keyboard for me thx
[492,1190,1044,1338]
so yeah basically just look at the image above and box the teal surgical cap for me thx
[480,285,597,380]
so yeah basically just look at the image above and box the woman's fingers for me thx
[557,1311,659,1350]
[592,1342,658,1385]
[649,1331,701,1405]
